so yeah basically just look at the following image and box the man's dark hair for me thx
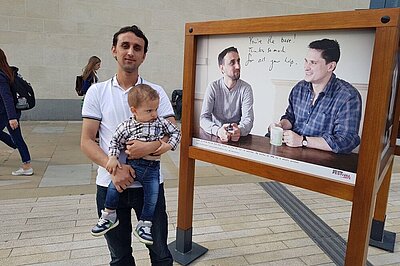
[218,46,239,65]
[112,25,149,53]
[308,39,340,64]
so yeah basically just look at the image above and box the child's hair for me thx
[128,84,160,108]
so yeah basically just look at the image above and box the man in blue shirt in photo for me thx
[271,39,362,154]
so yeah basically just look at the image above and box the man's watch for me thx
[302,136,308,147]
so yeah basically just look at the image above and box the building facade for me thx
[0,0,370,120]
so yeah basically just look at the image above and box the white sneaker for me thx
[12,167,34,176]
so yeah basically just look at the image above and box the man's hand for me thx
[153,140,172,156]
[230,123,240,142]
[125,140,160,159]
[112,164,135,192]
[217,124,231,143]
[282,130,302,147]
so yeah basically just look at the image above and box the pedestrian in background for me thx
[82,56,101,96]
[0,48,33,176]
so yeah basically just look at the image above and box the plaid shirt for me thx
[281,74,362,154]
[109,116,181,157]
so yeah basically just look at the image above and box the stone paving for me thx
[0,121,399,265]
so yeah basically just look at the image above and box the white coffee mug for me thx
[270,126,283,146]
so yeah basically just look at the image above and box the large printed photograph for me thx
[192,29,375,184]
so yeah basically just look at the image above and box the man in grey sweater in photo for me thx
[200,46,254,143]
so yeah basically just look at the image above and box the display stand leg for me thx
[169,228,208,265]
[369,158,396,252]
[369,217,396,252]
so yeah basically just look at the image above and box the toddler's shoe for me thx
[91,210,119,236]
[133,220,153,245]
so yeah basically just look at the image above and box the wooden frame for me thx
[169,8,400,266]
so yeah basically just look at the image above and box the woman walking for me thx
[0,48,33,176]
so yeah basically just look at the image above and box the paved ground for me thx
[0,121,399,265]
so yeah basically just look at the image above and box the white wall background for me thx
[0,0,370,119]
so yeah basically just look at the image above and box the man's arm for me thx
[238,86,254,136]
[306,136,332,151]
[279,119,292,130]
[200,84,220,135]
[81,118,108,167]
[280,87,297,128]
[282,130,332,152]
[321,94,362,153]
[81,118,134,191]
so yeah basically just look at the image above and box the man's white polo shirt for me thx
[82,75,175,188]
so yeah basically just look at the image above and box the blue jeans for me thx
[0,114,31,163]
[104,181,119,210]
[104,159,160,222]
[96,184,173,266]
[127,158,160,221]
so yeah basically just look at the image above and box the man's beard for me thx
[122,64,138,73]
[231,72,240,80]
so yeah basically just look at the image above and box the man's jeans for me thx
[104,158,160,222]
[96,184,173,266]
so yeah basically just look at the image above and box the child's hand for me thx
[153,140,172,155]
[106,156,122,176]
